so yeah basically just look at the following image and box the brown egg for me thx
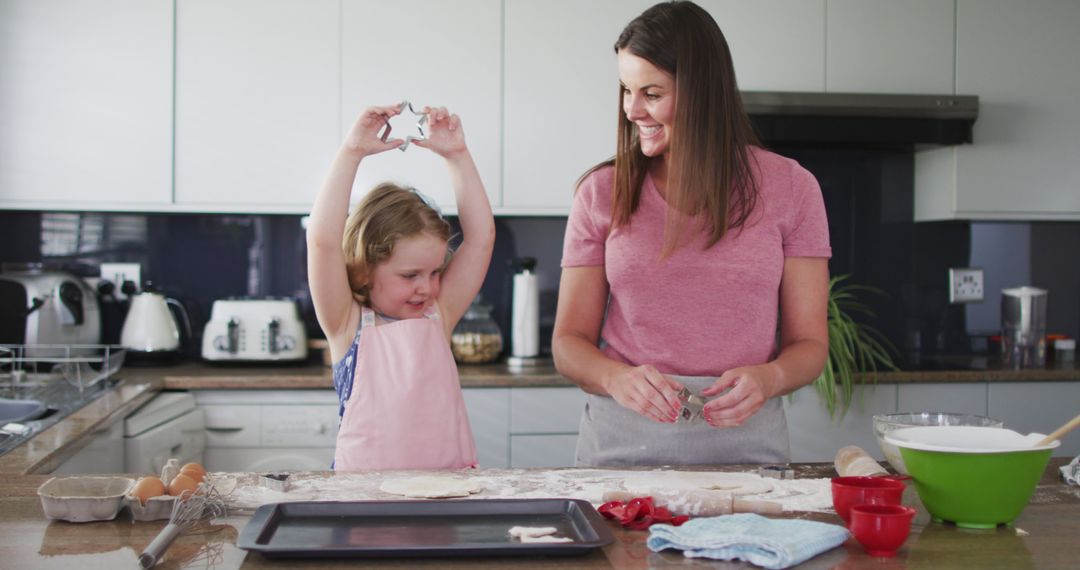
[167,473,199,497]
[180,462,206,482]
[130,476,166,506]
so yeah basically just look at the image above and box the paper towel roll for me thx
[511,266,539,358]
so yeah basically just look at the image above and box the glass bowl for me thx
[873,412,1004,474]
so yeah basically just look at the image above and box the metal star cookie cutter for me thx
[677,386,706,423]
[379,100,427,151]
[758,465,795,480]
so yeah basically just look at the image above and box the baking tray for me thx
[237,498,613,558]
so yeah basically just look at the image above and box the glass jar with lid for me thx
[451,297,504,364]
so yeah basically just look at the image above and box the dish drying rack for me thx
[0,344,126,393]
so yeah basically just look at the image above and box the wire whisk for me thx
[138,483,228,568]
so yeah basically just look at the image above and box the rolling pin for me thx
[601,489,782,517]
[834,445,888,477]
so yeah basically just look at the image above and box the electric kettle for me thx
[120,282,191,360]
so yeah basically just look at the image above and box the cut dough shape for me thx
[621,472,773,497]
[509,526,572,543]
[520,535,573,544]
[508,526,557,538]
[379,476,482,498]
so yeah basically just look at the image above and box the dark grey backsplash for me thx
[3,150,1078,366]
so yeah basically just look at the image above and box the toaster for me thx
[201,297,308,362]
[0,267,101,351]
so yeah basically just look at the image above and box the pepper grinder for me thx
[509,257,540,367]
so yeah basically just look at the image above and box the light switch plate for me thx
[948,267,984,304]
[100,262,141,300]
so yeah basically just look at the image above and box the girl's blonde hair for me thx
[342,182,451,305]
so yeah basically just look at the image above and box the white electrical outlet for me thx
[948,267,984,303]
[100,262,141,300]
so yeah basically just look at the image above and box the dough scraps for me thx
[378,476,482,498]
[621,472,773,497]
[509,526,573,543]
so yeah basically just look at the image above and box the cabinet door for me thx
[503,0,825,214]
[510,434,578,468]
[510,387,586,434]
[988,381,1080,457]
[783,384,898,463]
[826,0,955,94]
[917,0,1080,220]
[897,383,988,417]
[705,0,826,92]
[341,0,501,212]
[0,0,172,209]
[174,0,339,210]
[463,388,510,468]
[953,0,1080,218]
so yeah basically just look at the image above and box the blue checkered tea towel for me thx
[647,514,850,569]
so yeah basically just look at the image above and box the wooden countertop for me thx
[1,461,1077,569]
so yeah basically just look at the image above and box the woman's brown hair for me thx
[593,0,760,255]
[342,183,451,305]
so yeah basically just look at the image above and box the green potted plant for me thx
[814,275,900,419]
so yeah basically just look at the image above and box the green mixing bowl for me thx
[885,426,1059,529]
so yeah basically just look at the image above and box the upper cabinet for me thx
[341,0,502,213]
[0,0,173,210]
[174,0,340,211]
[502,0,825,214]
[826,0,955,94]
[915,0,1080,220]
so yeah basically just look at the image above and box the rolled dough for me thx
[621,472,773,496]
[378,476,482,498]
[509,526,573,543]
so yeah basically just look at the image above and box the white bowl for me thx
[884,426,1059,453]
[873,413,1004,473]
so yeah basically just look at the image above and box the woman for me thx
[553,0,831,466]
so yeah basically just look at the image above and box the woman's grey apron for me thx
[575,375,789,467]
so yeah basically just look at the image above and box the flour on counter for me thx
[211,469,834,515]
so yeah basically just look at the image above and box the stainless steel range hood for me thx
[741,92,979,147]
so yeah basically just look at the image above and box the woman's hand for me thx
[342,104,408,158]
[413,106,467,158]
[604,365,685,424]
[700,364,780,427]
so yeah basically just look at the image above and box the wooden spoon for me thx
[1035,412,1080,447]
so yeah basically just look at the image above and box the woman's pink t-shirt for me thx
[561,147,831,377]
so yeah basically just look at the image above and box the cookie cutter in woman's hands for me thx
[379,100,427,151]
[677,387,706,423]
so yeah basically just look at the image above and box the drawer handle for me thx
[205,427,245,433]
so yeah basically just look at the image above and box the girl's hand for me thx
[604,365,685,424]
[413,106,467,158]
[342,104,407,157]
[700,364,779,427]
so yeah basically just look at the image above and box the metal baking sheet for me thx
[237,498,614,558]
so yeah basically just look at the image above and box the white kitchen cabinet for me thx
[915,0,1080,220]
[341,0,502,213]
[896,383,988,417]
[511,434,579,468]
[174,0,340,211]
[509,387,585,467]
[988,381,1080,457]
[503,0,825,214]
[462,388,511,468]
[784,383,898,462]
[51,419,126,475]
[826,0,955,94]
[0,0,173,210]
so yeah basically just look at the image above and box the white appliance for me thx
[201,297,308,362]
[124,392,205,474]
[120,288,190,355]
[194,390,338,472]
[0,267,101,350]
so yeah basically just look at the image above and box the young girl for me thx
[307,103,494,471]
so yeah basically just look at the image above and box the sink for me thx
[0,398,47,423]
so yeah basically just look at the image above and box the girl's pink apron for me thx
[334,306,477,471]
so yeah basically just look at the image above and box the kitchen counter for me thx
[1,460,1077,569]
[3,358,1079,477]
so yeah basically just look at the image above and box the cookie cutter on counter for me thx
[259,473,290,492]
[758,465,795,480]
[677,387,706,424]
[379,100,427,151]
